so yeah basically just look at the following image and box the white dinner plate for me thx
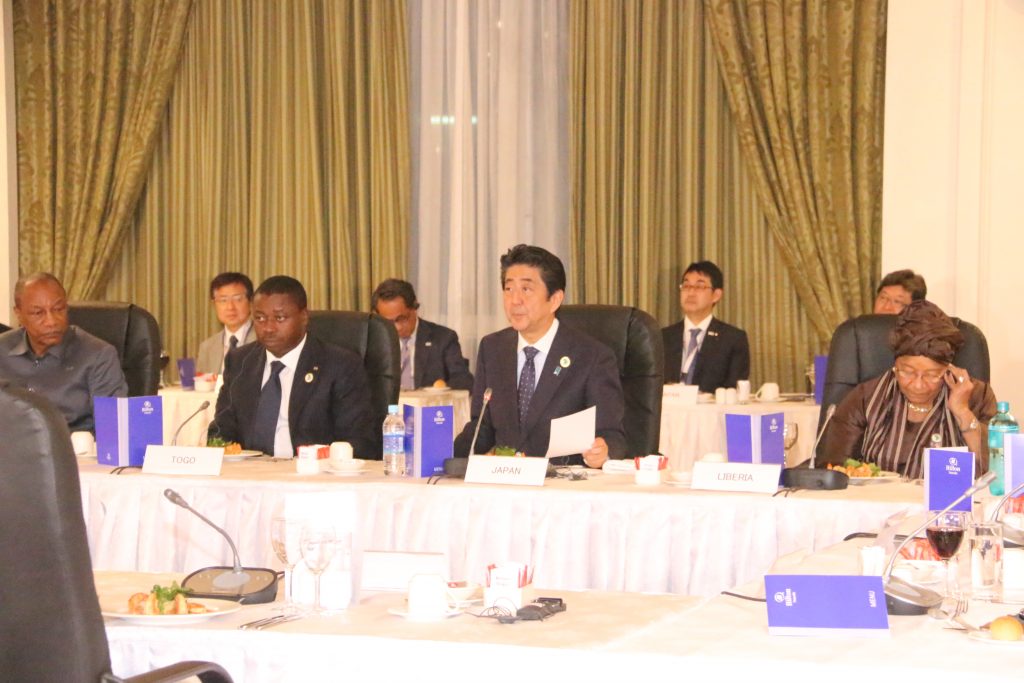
[664,478,691,488]
[324,467,368,477]
[967,630,1023,646]
[848,472,901,485]
[890,560,944,587]
[224,450,262,462]
[102,598,241,625]
[387,607,462,622]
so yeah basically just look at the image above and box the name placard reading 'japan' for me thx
[690,461,781,494]
[142,445,224,476]
[464,455,548,486]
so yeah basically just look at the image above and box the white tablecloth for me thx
[99,542,1024,683]
[79,460,922,597]
[659,395,822,470]
[158,386,219,447]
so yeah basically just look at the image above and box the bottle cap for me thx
[997,401,1009,413]
[388,404,399,415]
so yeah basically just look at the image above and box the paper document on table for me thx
[545,406,596,458]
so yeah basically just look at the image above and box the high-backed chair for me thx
[0,321,10,334]
[308,310,401,445]
[0,382,233,682]
[819,313,991,433]
[69,302,162,396]
[558,304,664,456]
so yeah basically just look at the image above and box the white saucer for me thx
[224,450,262,462]
[664,479,691,488]
[387,607,461,622]
[325,468,368,477]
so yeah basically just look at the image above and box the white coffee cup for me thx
[70,431,95,457]
[725,388,738,405]
[407,574,450,619]
[193,376,216,392]
[757,382,780,402]
[714,387,727,405]
[736,380,751,403]
[329,441,353,464]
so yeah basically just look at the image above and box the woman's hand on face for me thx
[944,364,974,413]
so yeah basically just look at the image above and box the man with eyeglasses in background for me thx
[872,269,927,315]
[197,272,257,374]
[662,260,750,393]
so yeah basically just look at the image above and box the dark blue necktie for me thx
[251,360,285,454]
[682,328,701,384]
[518,347,539,429]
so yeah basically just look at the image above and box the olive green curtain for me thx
[12,0,194,299]
[703,0,887,339]
[570,0,818,390]
[104,0,410,369]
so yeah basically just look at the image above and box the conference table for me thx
[659,393,822,470]
[98,539,1024,682]
[79,458,923,597]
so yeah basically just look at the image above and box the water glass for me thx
[270,517,303,613]
[969,521,1003,601]
[299,523,338,614]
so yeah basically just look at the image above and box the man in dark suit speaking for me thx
[371,278,473,390]
[209,276,378,458]
[662,260,750,393]
[453,245,626,467]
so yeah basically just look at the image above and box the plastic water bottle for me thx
[383,404,406,476]
[988,401,1019,496]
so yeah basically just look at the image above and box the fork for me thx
[238,614,288,630]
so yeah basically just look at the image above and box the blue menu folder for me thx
[765,575,889,636]
[95,396,164,467]
[924,448,975,512]
[725,412,785,465]
[403,404,453,477]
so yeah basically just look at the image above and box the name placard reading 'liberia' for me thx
[464,454,548,487]
[142,445,224,476]
[690,461,781,494]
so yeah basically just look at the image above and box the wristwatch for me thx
[960,416,979,432]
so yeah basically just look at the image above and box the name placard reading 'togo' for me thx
[143,445,224,476]
[464,454,548,486]
[690,461,781,494]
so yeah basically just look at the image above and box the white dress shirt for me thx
[517,318,559,392]
[219,319,253,373]
[260,335,307,457]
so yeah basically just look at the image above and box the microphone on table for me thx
[988,480,1024,548]
[163,488,279,603]
[882,470,997,615]
[171,400,210,446]
[780,404,848,490]
[444,388,492,478]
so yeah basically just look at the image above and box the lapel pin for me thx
[560,356,571,368]
[425,341,432,347]
[707,331,719,337]
[305,372,314,383]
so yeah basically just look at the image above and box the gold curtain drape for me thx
[703,0,887,338]
[13,0,194,298]
[570,0,818,390]
[104,0,410,367]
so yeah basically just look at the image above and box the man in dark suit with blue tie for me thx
[453,245,627,467]
[371,278,474,391]
[209,276,378,458]
[662,261,750,393]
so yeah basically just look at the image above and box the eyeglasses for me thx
[214,294,248,305]
[893,365,946,386]
[678,283,714,292]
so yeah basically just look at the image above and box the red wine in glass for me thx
[927,526,965,560]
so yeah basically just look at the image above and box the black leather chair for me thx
[819,313,991,433]
[0,382,233,682]
[69,302,162,396]
[558,304,664,456]
[0,321,10,334]
[308,310,401,447]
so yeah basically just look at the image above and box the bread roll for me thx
[989,615,1024,641]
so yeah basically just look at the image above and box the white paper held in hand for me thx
[545,406,596,458]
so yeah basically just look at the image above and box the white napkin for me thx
[601,459,635,474]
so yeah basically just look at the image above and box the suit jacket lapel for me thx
[413,321,430,388]
[288,338,320,428]
[693,318,722,384]
[522,327,572,436]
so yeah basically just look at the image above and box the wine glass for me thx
[299,523,338,614]
[270,517,304,614]
[783,423,799,466]
[927,510,968,603]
